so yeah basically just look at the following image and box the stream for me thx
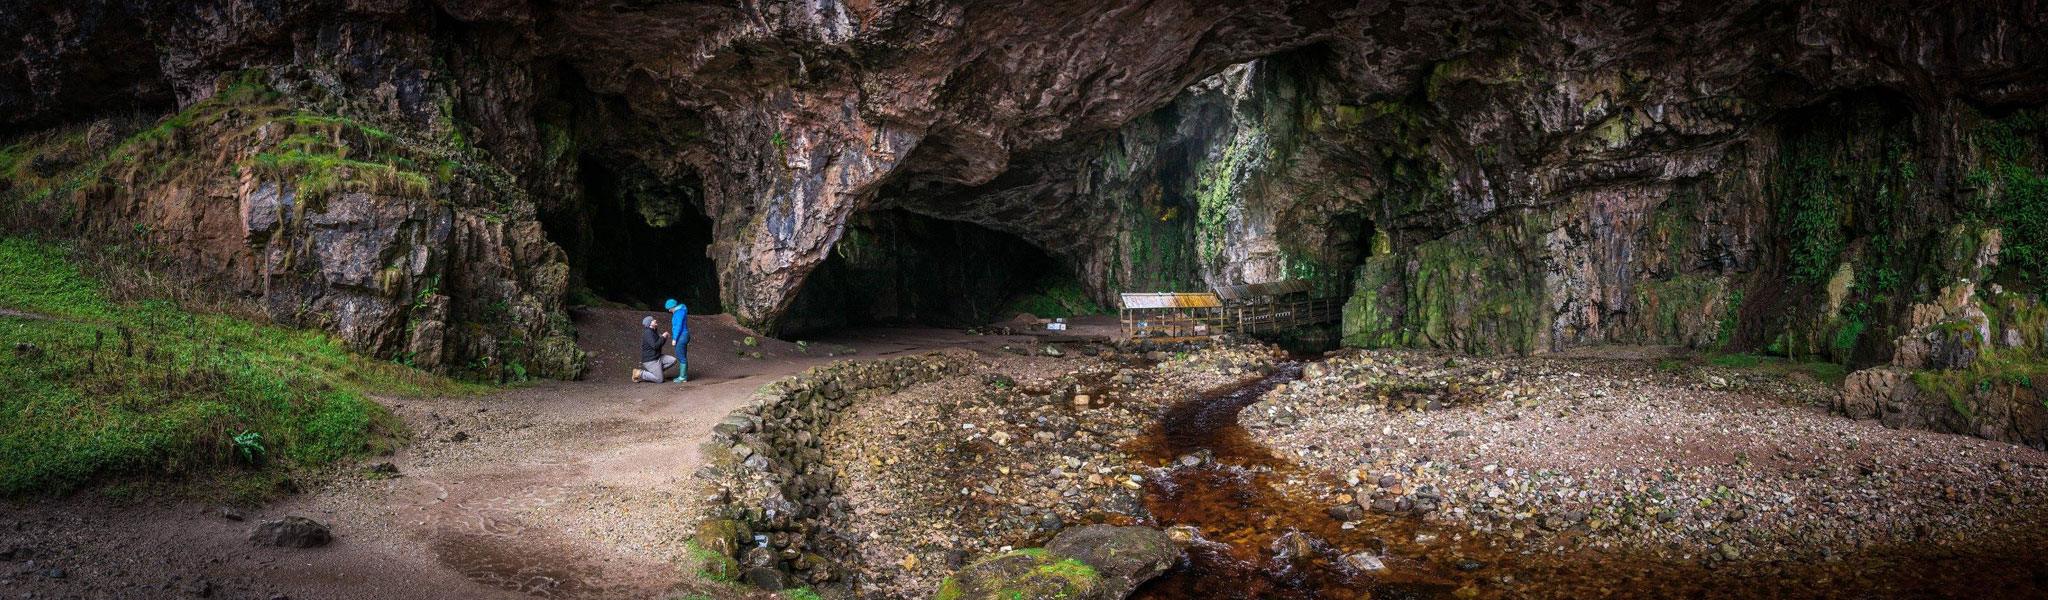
[1129,361,1470,599]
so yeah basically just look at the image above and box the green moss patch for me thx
[0,237,481,498]
[1705,352,1849,386]
[2,71,500,221]
[1910,357,2046,420]
[1968,109,2048,290]
[681,540,741,583]
[1002,274,1105,319]
[1342,213,1549,355]
[937,548,1101,600]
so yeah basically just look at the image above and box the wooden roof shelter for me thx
[1118,292,1226,342]
[1117,279,1341,342]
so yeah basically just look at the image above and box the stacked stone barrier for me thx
[691,352,969,590]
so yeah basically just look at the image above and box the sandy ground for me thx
[0,308,1034,600]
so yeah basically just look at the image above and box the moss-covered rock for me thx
[692,518,751,559]
[684,541,743,583]
[935,525,1179,600]
[1341,213,1548,355]
[935,549,1101,600]
[1042,525,1178,595]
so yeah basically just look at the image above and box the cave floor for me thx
[0,308,1038,600]
[6,317,2045,600]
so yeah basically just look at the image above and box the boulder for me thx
[936,549,1102,600]
[742,566,789,590]
[1044,525,1180,598]
[249,516,331,548]
[693,519,751,559]
[937,526,1185,599]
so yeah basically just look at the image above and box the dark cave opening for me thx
[543,158,722,313]
[777,209,1076,336]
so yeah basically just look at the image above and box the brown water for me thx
[1130,362,1477,600]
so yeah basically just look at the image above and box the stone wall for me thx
[692,353,970,590]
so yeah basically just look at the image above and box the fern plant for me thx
[232,430,266,465]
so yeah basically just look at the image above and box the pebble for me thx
[1342,552,1386,571]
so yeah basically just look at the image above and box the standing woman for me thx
[665,298,689,382]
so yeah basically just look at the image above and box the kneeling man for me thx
[632,315,677,383]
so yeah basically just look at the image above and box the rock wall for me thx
[1,73,583,379]
[693,353,969,590]
[1834,223,2048,449]
[4,0,2048,384]
[886,1,2048,367]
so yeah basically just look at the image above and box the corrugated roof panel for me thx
[1118,292,1223,309]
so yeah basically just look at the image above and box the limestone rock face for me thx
[0,68,585,379]
[4,0,2048,380]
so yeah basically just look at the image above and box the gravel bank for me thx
[1242,349,2048,596]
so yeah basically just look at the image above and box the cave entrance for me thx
[544,158,721,313]
[778,209,1083,336]
[1254,209,1378,355]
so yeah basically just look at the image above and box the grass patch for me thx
[1708,353,1763,369]
[1705,352,1849,385]
[681,540,740,583]
[2,71,490,225]
[1002,274,1106,319]
[0,237,482,498]
[249,147,433,201]
[782,588,823,600]
[1910,355,2048,420]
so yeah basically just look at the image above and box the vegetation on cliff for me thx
[0,71,585,382]
[1971,109,2048,290]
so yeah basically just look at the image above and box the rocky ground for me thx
[11,323,2047,599]
[818,341,1281,597]
[799,340,2048,599]
[1242,348,2048,597]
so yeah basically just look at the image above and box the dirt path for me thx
[0,308,1034,600]
[0,307,49,320]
